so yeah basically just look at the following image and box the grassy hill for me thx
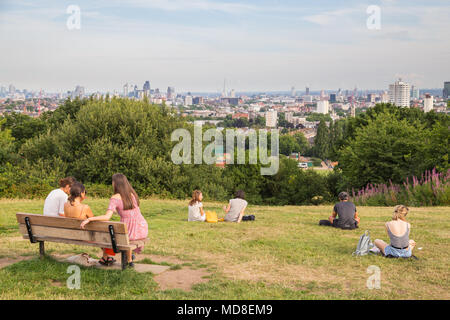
[0,199,448,300]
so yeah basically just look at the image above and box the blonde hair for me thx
[392,205,409,221]
[189,190,202,206]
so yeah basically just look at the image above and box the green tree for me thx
[338,112,429,188]
[313,120,330,160]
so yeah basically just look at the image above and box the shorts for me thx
[384,245,412,258]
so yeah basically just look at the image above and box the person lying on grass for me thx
[64,182,94,220]
[223,190,248,223]
[319,191,360,229]
[80,173,148,268]
[373,205,416,258]
[43,176,76,217]
[188,190,206,222]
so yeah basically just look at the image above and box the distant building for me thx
[411,85,420,100]
[265,110,277,128]
[329,93,336,103]
[291,86,296,97]
[73,85,85,98]
[193,97,204,105]
[424,94,434,112]
[389,79,411,107]
[444,82,450,100]
[184,95,193,106]
[305,86,310,96]
[230,89,236,98]
[367,93,376,103]
[123,83,129,97]
[316,99,329,114]
[167,87,175,99]
[232,113,249,120]
[381,91,390,103]
[143,81,150,91]
[9,84,15,95]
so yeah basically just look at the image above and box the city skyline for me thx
[1,0,449,92]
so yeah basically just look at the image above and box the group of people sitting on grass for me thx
[43,176,416,267]
[43,174,148,268]
[187,189,250,223]
[319,191,416,258]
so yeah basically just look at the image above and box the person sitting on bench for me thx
[223,190,248,223]
[319,192,360,229]
[80,173,148,268]
[373,205,416,258]
[43,177,76,217]
[64,182,94,220]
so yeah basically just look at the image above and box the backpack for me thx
[205,211,218,223]
[352,230,373,256]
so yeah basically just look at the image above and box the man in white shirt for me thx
[43,177,76,217]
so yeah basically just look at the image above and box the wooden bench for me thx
[16,213,147,270]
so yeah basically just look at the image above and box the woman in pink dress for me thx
[80,173,148,268]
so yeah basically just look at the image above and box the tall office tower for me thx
[230,89,236,98]
[424,94,434,112]
[444,82,450,100]
[143,81,150,91]
[291,86,296,97]
[167,87,175,99]
[411,85,420,100]
[317,99,329,114]
[389,79,411,107]
[367,93,375,103]
[74,85,85,98]
[134,85,138,98]
[330,93,337,103]
[184,95,193,106]
[9,84,15,95]
[381,91,390,103]
[123,83,129,97]
[320,90,326,99]
[0,86,6,96]
[351,104,356,117]
[305,86,310,96]
[265,110,278,128]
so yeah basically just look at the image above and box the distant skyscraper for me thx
[167,87,175,99]
[143,81,150,91]
[9,84,15,95]
[291,86,296,97]
[444,82,450,100]
[230,89,236,98]
[389,79,411,107]
[184,95,193,106]
[424,94,434,112]
[305,86,310,96]
[74,85,85,98]
[123,83,129,97]
[265,110,277,128]
[330,93,336,103]
[411,85,420,100]
[317,99,329,114]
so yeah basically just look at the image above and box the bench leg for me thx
[121,251,127,270]
[39,241,45,259]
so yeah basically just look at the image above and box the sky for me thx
[0,0,449,93]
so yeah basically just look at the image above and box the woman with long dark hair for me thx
[64,182,94,220]
[80,173,148,268]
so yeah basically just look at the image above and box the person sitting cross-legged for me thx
[319,192,360,230]
[373,205,416,258]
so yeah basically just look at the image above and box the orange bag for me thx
[205,211,218,223]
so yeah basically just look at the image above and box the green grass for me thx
[0,198,449,300]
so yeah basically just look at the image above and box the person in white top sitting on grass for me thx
[43,177,76,217]
[188,190,206,222]
[223,190,248,223]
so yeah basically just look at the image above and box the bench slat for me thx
[22,235,136,251]
[19,224,130,246]
[16,213,128,234]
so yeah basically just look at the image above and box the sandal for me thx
[99,257,116,266]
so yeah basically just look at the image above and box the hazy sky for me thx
[0,0,449,93]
